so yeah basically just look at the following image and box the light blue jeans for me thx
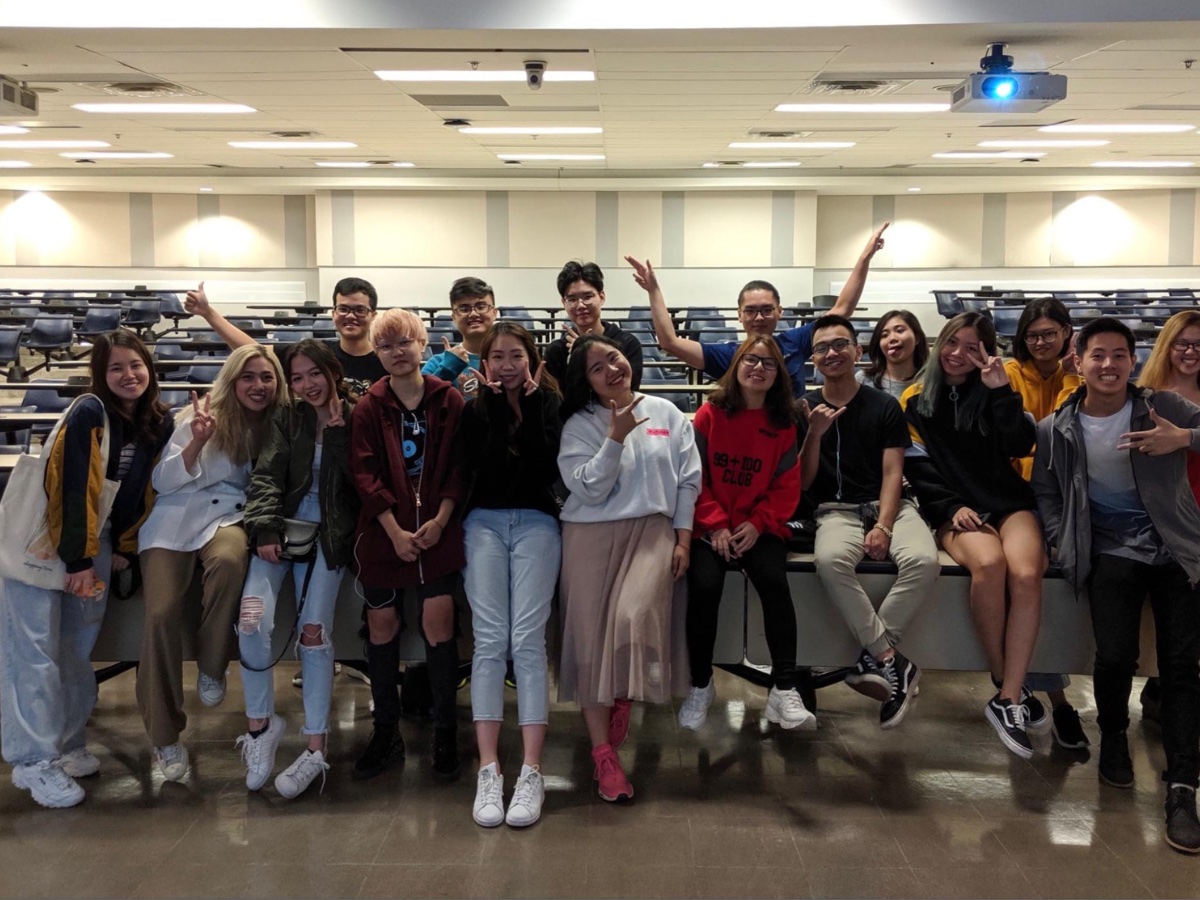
[237,496,342,735]
[463,508,560,725]
[0,528,112,767]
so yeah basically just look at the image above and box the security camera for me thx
[524,60,546,91]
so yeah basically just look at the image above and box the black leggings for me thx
[686,534,797,690]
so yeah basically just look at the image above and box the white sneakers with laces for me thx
[12,759,85,809]
[235,714,286,791]
[678,681,717,731]
[155,743,190,782]
[59,747,100,778]
[506,765,544,828]
[275,749,330,799]
[197,670,228,708]
[473,763,505,827]
[765,686,817,731]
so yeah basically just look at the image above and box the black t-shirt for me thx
[543,321,643,390]
[401,405,427,478]
[277,339,386,397]
[801,383,910,505]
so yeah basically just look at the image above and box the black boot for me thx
[430,725,460,782]
[1098,731,1134,788]
[354,724,405,780]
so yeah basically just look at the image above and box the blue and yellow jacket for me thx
[43,396,174,573]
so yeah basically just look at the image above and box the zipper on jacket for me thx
[949,385,960,430]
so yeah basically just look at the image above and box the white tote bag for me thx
[0,394,119,590]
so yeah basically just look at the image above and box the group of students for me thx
[2,224,1198,853]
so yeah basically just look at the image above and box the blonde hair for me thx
[179,344,285,465]
[1137,310,1200,391]
[370,308,428,347]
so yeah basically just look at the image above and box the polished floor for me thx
[0,666,1196,899]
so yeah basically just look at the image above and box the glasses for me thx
[374,338,417,354]
[740,354,778,372]
[453,301,494,317]
[1024,328,1065,345]
[1172,339,1200,354]
[564,291,597,306]
[812,338,854,356]
[741,305,779,320]
[334,304,372,318]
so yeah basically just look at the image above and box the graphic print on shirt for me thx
[403,410,427,477]
[712,447,768,487]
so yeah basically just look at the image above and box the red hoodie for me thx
[692,402,800,540]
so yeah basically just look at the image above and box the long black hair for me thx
[559,333,626,421]
[476,321,560,410]
[708,335,796,430]
[862,310,929,387]
[914,312,999,434]
[89,329,170,443]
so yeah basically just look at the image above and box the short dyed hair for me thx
[370,308,428,346]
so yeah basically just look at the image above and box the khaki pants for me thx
[813,500,940,657]
[136,525,248,747]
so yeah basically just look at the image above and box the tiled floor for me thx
[1,667,1197,899]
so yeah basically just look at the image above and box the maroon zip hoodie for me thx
[350,374,466,589]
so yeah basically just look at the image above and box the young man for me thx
[542,260,643,389]
[184,277,386,396]
[422,276,499,392]
[1032,316,1200,854]
[799,315,939,727]
[625,222,889,398]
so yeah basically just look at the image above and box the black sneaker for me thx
[1141,678,1162,727]
[844,648,892,702]
[879,653,920,730]
[1051,704,1090,750]
[1020,688,1050,732]
[431,726,461,782]
[1165,785,1200,854]
[985,693,1033,760]
[1098,731,1134,788]
[353,725,405,780]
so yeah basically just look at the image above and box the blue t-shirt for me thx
[700,323,814,398]
[421,350,481,394]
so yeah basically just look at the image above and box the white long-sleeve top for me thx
[558,394,701,530]
[138,414,252,553]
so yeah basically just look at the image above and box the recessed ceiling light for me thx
[458,126,602,135]
[496,153,605,161]
[907,187,922,192]
[741,161,802,168]
[1091,160,1196,168]
[391,162,416,167]
[728,141,854,149]
[701,162,722,168]
[1040,123,1194,134]
[979,139,1109,148]
[229,141,357,149]
[375,70,595,83]
[0,126,29,135]
[0,160,32,168]
[72,103,256,114]
[60,151,173,159]
[199,187,213,192]
[315,160,372,168]
[775,102,948,113]
[932,151,1046,159]
[0,140,111,149]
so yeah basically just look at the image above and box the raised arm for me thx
[624,256,705,371]
[829,222,889,319]
[184,281,257,350]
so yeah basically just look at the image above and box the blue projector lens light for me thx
[982,76,1018,100]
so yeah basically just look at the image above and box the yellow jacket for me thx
[1004,358,1080,480]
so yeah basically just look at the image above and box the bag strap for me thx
[42,393,113,466]
[237,554,319,674]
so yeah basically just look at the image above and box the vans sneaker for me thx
[236,714,286,791]
[506,765,544,828]
[197,670,227,708]
[472,763,505,827]
[155,743,190,782]
[844,648,893,702]
[12,760,85,809]
[985,694,1033,760]
[59,747,100,778]
[1020,688,1050,732]
[274,749,329,799]
[879,653,921,730]
[1051,704,1090,750]
[765,686,816,731]
[678,681,716,731]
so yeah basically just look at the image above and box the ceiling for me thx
[2,21,1200,194]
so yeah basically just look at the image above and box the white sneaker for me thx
[155,743,190,782]
[765,686,817,731]
[60,747,100,778]
[473,763,505,828]
[274,749,330,799]
[235,714,286,791]
[12,759,85,809]
[678,681,717,731]
[505,765,545,828]
[197,670,227,708]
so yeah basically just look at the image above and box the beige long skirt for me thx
[557,514,689,707]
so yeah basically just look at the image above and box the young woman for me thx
[235,339,360,799]
[680,336,808,732]
[557,334,701,803]
[900,312,1046,760]
[350,308,466,782]
[459,322,562,828]
[1,331,173,808]
[137,343,284,781]
[858,310,929,399]
[1003,297,1086,749]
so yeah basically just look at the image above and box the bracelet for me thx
[873,524,893,538]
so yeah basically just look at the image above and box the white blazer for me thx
[139,416,252,553]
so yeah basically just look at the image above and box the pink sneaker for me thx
[591,744,634,803]
[608,698,633,749]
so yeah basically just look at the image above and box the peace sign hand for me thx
[807,402,847,439]
[608,396,649,444]
[623,256,660,294]
[189,391,216,445]
[562,321,579,351]
[326,394,345,428]
[1119,407,1193,456]
[466,365,503,394]
[442,336,470,363]
[973,350,1010,389]
[522,360,544,396]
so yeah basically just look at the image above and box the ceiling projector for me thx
[950,43,1067,113]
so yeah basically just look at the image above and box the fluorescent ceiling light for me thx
[315,160,372,168]
[932,151,1046,159]
[979,139,1109,148]
[0,126,29,135]
[907,187,922,192]
[1091,160,1195,168]
[0,140,111,149]
[60,151,173,159]
[458,126,602,135]
[701,162,722,168]
[728,141,854,149]
[1041,123,1194,134]
[199,187,213,192]
[0,160,32,168]
[229,141,357,149]
[72,103,256,114]
[741,160,802,168]
[776,102,948,113]
[392,162,416,167]
[376,70,594,83]
[497,153,605,161]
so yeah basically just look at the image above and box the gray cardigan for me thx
[1031,384,1200,590]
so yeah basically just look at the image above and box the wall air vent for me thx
[0,76,39,117]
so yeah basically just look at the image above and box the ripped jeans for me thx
[237,498,342,735]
